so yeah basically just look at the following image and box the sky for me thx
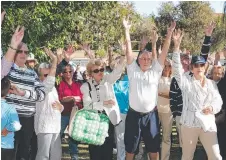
[133,1,225,16]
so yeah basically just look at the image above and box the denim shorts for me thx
[124,108,160,153]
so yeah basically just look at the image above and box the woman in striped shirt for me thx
[172,29,222,160]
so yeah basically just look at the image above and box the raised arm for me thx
[158,21,176,67]
[123,18,133,65]
[201,21,216,61]
[151,30,158,60]
[2,26,25,79]
[172,29,185,89]
[43,47,58,93]
[105,55,126,84]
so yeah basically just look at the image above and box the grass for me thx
[61,121,206,160]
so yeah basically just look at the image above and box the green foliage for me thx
[1,1,138,62]
[155,1,222,53]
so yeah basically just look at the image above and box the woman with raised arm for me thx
[80,55,125,160]
[172,29,222,160]
[35,48,63,160]
[123,17,176,160]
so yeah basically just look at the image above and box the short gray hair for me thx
[37,62,51,76]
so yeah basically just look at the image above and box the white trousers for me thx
[35,133,62,160]
[181,125,222,160]
[115,113,127,160]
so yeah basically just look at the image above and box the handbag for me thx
[68,109,109,145]
[68,82,110,145]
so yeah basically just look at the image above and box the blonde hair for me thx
[86,59,105,76]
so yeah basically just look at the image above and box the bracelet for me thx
[8,45,17,51]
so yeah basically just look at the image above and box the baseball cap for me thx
[191,56,206,64]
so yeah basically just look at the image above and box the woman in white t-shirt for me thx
[157,58,172,160]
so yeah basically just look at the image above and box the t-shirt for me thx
[127,60,163,112]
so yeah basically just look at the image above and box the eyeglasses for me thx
[164,65,171,68]
[63,71,72,74]
[92,68,105,73]
[139,58,152,62]
[193,64,205,68]
[16,50,29,55]
[44,74,48,77]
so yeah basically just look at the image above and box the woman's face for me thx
[91,65,105,82]
[63,66,73,80]
[192,63,205,78]
[162,60,171,77]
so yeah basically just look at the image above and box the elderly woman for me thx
[157,58,173,160]
[80,56,125,160]
[35,48,63,160]
[172,29,222,160]
[57,63,83,160]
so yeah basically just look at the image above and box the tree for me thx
[1,1,138,62]
[155,1,215,53]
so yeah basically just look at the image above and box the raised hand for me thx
[123,17,131,30]
[140,36,149,51]
[151,30,158,43]
[215,52,221,61]
[167,21,176,34]
[10,26,25,49]
[173,29,184,48]
[80,43,95,59]
[44,47,57,61]
[205,21,216,36]
[63,50,70,62]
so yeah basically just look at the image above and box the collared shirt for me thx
[35,76,63,134]
[172,52,222,131]
[57,80,83,114]
[1,99,21,149]
[127,59,163,113]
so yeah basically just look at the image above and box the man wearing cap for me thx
[123,17,176,160]
[172,29,222,160]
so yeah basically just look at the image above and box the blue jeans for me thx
[60,115,78,159]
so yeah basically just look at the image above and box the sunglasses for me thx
[193,64,205,68]
[92,68,104,73]
[139,58,152,62]
[63,71,72,74]
[44,74,48,77]
[17,50,29,55]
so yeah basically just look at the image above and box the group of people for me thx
[1,10,226,160]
